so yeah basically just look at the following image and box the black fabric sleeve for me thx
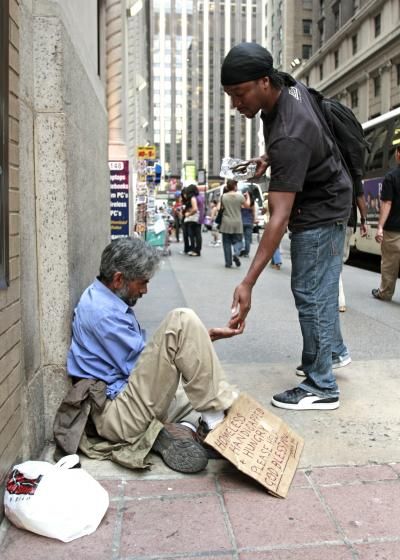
[268,137,312,193]
[380,173,393,201]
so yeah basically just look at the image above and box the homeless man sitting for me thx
[63,237,242,473]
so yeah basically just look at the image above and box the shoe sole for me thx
[296,356,352,377]
[271,396,340,410]
[152,429,208,473]
[233,257,241,267]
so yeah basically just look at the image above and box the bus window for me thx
[364,123,388,174]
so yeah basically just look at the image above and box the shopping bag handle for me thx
[54,454,80,470]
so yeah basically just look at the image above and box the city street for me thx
[1,231,400,560]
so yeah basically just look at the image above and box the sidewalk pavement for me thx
[2,235,400,559]
[2,448,400,559]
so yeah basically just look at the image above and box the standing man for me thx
[221,42,352,410]
[219,179,250,268]
[372,144,400,301]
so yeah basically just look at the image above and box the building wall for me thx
[0,0,22,515]
[127,1,151,161]
[0,0,110,524]
[294,0,400,122]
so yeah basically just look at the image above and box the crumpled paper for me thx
[220,157,257,181]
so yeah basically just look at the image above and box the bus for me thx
[351,107,400,256]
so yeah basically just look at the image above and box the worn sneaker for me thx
[194,418,224,459]
[372,288,390,301]
[271,387,339,410]
[296,354,352,377]
[152,423,208,473]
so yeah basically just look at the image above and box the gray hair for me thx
[99,237,160,283]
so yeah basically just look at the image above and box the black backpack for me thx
[308,87,370,184]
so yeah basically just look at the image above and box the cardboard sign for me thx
[205,393,304,498]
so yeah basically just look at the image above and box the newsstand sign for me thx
[109,160,129,238]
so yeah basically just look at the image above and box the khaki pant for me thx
[92,308,237,452]
[379,230,400,300]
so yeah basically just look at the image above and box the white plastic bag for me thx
[4,454,109,542]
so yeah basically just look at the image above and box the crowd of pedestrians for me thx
[168,179,268,267]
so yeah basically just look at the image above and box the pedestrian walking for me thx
[222,42,352,410]
[209,200,222,246]
[372,144,400,301]
[240,188,256,257]
[172,195,183,243]
[180,187,192,255]
[219,179,250,268]
[184,184,202,257]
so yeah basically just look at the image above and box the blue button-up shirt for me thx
[67,278,146,399]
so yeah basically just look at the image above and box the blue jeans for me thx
[271,247,282,265]
[290,223,348,397]
[222,233,242,267]
[242,224,253,255]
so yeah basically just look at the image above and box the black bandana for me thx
[221,42,274,86]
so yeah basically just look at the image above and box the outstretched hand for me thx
[208,323,245,342]
[228,282,252,330]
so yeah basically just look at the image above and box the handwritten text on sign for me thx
[206,394,304,498]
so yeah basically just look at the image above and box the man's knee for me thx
[167,307,199,322]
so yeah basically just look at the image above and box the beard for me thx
[115,284,138,307]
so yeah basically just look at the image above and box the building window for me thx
[333,3,341,33]
[0,0,9,289]
[318,20,325,47]
[334,50,339,69]
[350,89,358,109]
[374,13,381,37]
[352,0,359,15]
[374,75,381,97]
[319,63,324,81]
[303,19,312,34]
[320,0,325,16]
[278,50,282,66]
[397,63,400,86]
[352,33,358,55]
[279,26,283,40]
[303,0,312,8]
[302,44,312,59]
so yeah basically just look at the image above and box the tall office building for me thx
[127,1,152,157]
[263,0,313,72]
[149,0,264,181]
[292,0,400,123]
